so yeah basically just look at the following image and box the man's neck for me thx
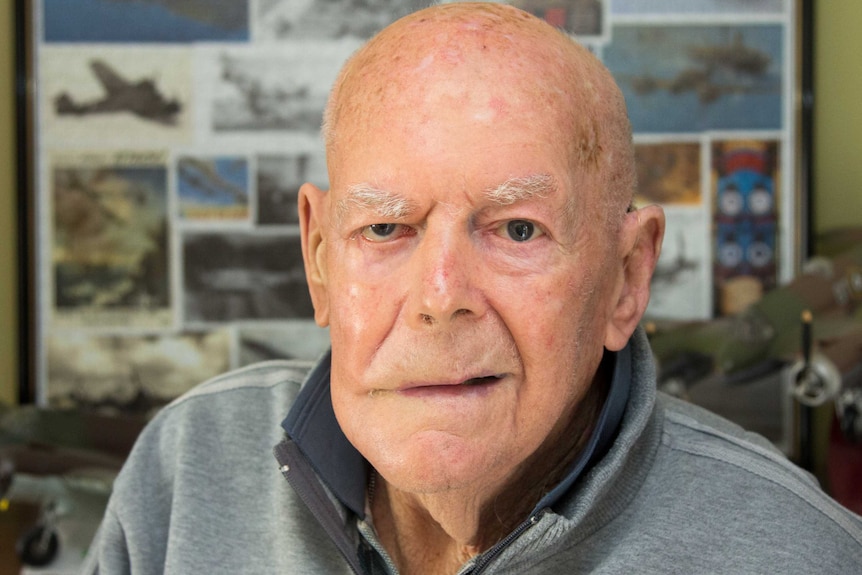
[369,368,610,575]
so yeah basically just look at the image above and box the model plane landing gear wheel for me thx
[17,524,59,567]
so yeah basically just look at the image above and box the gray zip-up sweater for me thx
[82,329,862,573]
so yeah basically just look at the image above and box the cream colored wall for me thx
[0,2,861,404]
[814,0,862,233]
[1,0,17,406]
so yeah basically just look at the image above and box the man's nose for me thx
[406,229,486,329]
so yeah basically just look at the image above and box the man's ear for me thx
[604,204,665,351]
[298,182,331,327]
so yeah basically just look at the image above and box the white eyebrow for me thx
[335,175,558,226]
[484,174,556,206]
[336,183,418,225]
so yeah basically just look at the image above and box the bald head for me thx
[323,2,635,227]
[323,3,635,220]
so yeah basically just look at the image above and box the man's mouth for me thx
[390,374,507,397]
[461,374,506,386]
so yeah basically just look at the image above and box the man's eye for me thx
[500,220,542,242]
[361,223,401,242]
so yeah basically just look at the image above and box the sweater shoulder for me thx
[657,392,862,543]
[128,359,316,463]
[165,359,315,410]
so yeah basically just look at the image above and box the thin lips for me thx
[395,373,506,392]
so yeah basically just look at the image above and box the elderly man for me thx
[84,3,861,574]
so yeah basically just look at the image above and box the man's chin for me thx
[368,430,512,496]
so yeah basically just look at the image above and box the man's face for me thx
[302,52,628,497]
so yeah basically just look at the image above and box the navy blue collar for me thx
[281,341,632,519]
[280,351,370,517]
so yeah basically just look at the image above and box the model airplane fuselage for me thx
[0,406,146,567]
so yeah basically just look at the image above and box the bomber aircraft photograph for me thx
[53,59,182,125]
[627,31,775,104]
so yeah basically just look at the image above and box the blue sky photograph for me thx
[604,23,784,133]
[43,0,248,43]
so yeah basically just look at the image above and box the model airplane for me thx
[0,405,146,567]
[646,240,862,444]
[54,59,182,125]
